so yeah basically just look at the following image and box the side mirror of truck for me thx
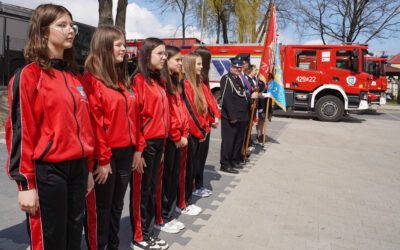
[350,49,360,73]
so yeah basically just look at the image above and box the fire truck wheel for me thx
[315,95,344,122]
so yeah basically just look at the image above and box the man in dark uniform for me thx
[219,57,257,174]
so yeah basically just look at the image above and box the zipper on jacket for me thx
[176,94,184,131]
[121,92,133,145]
[62,72,84,158]
[38,140,53,161]
[158,85,167,138]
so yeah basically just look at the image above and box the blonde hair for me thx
[183,52,208,115]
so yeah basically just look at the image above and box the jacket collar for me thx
[50,59,68,71]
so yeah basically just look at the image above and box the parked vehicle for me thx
[0,2,95,86]
[366,56,387,105]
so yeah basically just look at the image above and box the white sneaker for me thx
[154,221,179,234]
[170,218,185,230]
[175,206,200,216]
[188,204,202,213]
[192,188,211,197]
[130,240,161,250]
[150,237,169,250]
[201,187,212,196]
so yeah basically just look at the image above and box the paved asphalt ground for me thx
[0,108,400,250]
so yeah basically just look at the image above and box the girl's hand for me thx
[212,118,219,128]
[199,135,207,143]
[174,140,182,148]
[18,189,39,215]
[132,151,144,174]
[86,172,94,196]
[180,137,188,147]
[93,163,112,184]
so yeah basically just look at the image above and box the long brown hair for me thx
[183,52,207,115]
[85,25,130,91]
[134,37,165,85]
[161,45,181,95]
[194,46,211,85]
[24,4,78,74]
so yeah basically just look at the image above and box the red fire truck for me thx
[280,44,371,121]
[126,40,371,122]
[366,56,387,105]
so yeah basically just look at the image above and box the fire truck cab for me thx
[366,56,387,105]
[281,44,371,121]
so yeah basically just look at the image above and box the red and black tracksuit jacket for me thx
[5,61,95,250]
[81,72,145,165]
[130,72,170,242]
[6,62,95,190]
[81,72,145,249]
[202,81,221,123]
[182,79,210,140]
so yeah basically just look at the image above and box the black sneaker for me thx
[150,237,169,250]
[130,240,161,250]
[231,163,244,169]
[220,166,239,174]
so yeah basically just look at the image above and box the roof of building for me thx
[388,53,400,64]
[387,65,400,72]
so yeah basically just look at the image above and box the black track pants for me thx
[185,136,201,205]
[130,138,164,242]
[27,158,88,250]
[85,147,133,250]
[220,118,247,167]
[161,138,182,222]
[195,132,210,189]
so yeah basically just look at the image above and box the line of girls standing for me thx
[5,4,220,250]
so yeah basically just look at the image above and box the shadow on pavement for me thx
[0,220,30,249]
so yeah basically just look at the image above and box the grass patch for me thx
[386,100,400,105]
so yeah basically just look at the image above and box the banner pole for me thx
[243,2,275,159]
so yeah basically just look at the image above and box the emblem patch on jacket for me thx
[76,86,88,103]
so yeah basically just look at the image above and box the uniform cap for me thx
[236,53,250,62]
[230,57,243,67]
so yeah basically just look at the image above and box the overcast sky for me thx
[3,0,399,56]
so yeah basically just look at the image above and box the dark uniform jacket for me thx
[220,72,251,122]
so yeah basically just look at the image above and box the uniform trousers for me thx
[85,146,133,250]
[129,138,164,242]
[160,138,182,222]
[220,118,247,167]
[28,158,88,250]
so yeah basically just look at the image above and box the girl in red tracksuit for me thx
[130,38,170,250]
[82,25,144,250]
[5,4,95,250]
[177,51,210,215]
[155,45,189,233]
[192,47,221,198]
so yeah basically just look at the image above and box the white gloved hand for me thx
[262,92,272,98]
